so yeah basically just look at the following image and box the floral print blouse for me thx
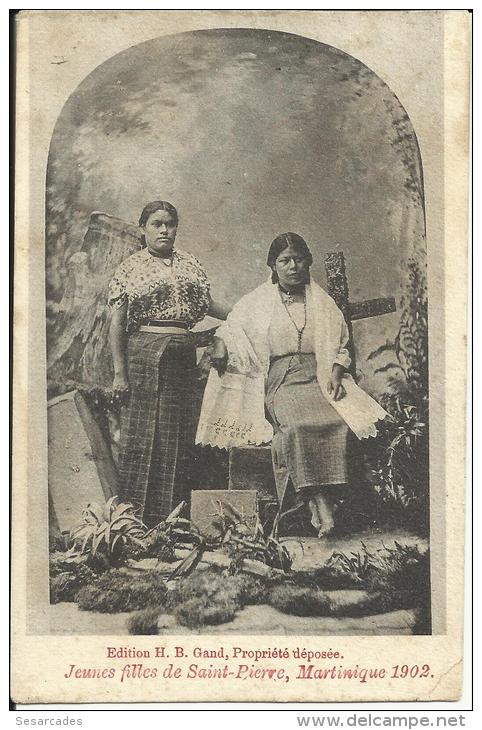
[108,247,210,332]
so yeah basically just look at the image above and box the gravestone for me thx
[48,391,116,532]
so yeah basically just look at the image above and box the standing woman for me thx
[108,200,228,526]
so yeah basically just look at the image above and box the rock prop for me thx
[127,607,164,636]
[47,212,142,393]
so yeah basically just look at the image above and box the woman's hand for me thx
[327,364,346,401]
[112,372,129,398]
[210,337,228,375]
[197,351,212,381]
[198,337,228,379]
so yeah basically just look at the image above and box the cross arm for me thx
[349,297,397,321]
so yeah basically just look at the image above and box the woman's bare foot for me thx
[308,494,334,538]
[316,525,336,539]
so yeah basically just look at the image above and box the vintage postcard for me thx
[12,9,470,704]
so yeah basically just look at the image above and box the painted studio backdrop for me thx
[46,30,429,583]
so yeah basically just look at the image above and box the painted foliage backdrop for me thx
[45,27,429,533]
[46,28,425,398]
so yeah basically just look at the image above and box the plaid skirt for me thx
[265,353,349,503]
[117,332,198,526]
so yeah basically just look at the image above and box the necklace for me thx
[148,249,175,267]
[161,250,174,266]
[278,283,304,305]
[281,291,307,354]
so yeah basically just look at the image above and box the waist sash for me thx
[140,319,189,335]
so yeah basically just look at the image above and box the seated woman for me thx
[196,232,387,536]
[108,200,229,526]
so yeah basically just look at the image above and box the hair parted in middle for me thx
[267,232,313,283]
[139,200,178,227]
[138,200,178,247]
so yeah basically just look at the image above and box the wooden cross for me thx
[324,251,397,376]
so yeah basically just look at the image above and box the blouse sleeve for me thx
[107,265,128,310]
[333,315,352,370]
[191,253,211,293]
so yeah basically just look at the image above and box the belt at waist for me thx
[141,319,189,329]
[270,352,315,362]
[139,319,189,335]
[139,326,188,335]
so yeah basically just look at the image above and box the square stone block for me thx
[190,489,258,538]
[228,446,277,500]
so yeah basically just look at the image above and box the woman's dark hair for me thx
[138,200,178,228]
[267,232,313,283]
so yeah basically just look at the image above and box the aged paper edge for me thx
[11,9,470,704]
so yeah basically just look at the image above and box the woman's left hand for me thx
[326,365,346,401]
[327,378,346,400]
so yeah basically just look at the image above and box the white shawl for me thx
[196,279,388,448]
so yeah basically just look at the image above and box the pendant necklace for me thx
[148,248,175,266]
[278,282,304,306]
[281,289,307,355]
[161,250,174,267]
[280,288,294,305]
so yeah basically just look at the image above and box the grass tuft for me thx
[175,597,238,628]
[268,584,332,616]
[127,607,164,635]
[49,552,96,603]
[76,569,168,613]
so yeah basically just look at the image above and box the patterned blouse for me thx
[108,247,210,332]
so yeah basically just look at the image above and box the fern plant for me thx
[363,254,429,534]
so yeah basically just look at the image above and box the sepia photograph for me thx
[12,9,470,704]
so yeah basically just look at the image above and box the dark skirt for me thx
[265,353,349,503]
[117,331,198,526]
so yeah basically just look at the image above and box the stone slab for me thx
[48,391,107,532]
[283,532,429,572]
[48,603,131,635]
[74,391,117,500]
[154,605,416,636]
[190,489,258,538]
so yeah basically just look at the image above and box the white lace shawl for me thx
[195,279,388,448]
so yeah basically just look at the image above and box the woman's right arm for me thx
[110,303,129,393]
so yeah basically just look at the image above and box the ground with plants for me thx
[49,496,430,636]
[48,245,430,637]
